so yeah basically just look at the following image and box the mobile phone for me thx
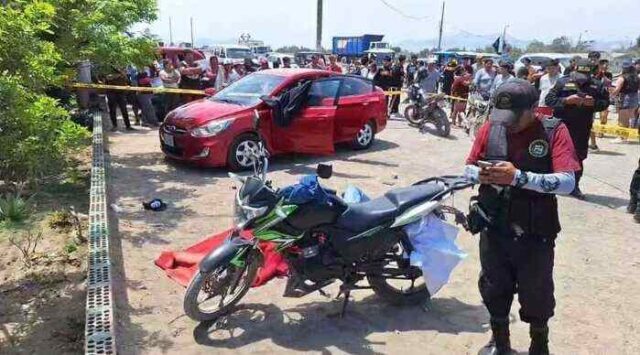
[477,160,495,169]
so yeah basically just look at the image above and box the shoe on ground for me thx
[571,187,586,200]
[589,144,599,151]
[110,126,118,132]
[478,338,516,355]
[125,126,136,131]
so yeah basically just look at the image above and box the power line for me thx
[378,0,431,21]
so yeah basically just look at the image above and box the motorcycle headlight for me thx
[233,196,268,226]
[191,117,235,138]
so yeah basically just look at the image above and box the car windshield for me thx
[226,48,252,59]
[211,74,285,106]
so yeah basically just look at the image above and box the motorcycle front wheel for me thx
[403,104,424,126]
[183,251,260,321]
[423,107,450,137]
[367,240,430,306]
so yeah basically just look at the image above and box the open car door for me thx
[272,77,340,155]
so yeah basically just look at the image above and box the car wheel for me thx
[353,120,375,150]
[228,133,259,171]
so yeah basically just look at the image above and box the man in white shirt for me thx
[538,59,560,107]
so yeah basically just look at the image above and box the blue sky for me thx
[139,0,639,48]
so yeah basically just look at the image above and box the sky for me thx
[138,0,640,48]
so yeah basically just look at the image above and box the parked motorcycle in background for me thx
[403,84,450,137]
[462,91,490,139]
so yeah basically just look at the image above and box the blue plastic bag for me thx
[405,215,467,296]
[279,175,329,205]
[342,185,370,204]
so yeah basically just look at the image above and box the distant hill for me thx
[395,30,631,53]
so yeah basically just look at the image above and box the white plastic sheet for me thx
[405,214,467,296]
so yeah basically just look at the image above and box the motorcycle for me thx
[403,84,450,137]
[183,110,473,321]
[462,91,490,139]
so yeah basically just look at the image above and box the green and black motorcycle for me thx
[183,111,473,321]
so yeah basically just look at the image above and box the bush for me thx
[9,229,44,267]
[0,194,31,224]
[48,210,74,230]
[0,76,91,186]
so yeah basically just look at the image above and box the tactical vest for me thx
[477,118,562,236]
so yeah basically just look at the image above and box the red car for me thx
[160,69,387,170]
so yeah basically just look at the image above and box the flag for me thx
[492,37,501,54]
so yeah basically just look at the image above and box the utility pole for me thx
[169,17,174,46]
[437,2,445,51]
[316,0,323,51]
[190,17,195,48]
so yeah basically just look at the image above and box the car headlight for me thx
[191,117,235,138]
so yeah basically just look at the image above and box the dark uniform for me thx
[545,60,609,197]
[467,80,581,355]
[629,158,640,223]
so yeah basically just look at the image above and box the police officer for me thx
[545,59,609,199]
[465,79,581,355]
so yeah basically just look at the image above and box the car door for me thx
[273,77,340,154]
[334,77,378,142]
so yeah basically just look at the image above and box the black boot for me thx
[529,323,550,355]
[634,204,640,224]
[478,318,515,355]
[627,194,638,214]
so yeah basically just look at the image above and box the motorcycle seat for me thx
[336,184,444,233]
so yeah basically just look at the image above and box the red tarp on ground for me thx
[154,228,289,288]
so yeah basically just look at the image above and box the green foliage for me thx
[64,241,78,254]
[48,210,74,230]
[275,45,313,54]
[0,1,158,186]
[524,37,590,54]
[0,194,32,224]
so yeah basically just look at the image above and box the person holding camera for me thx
[545,59,609,199]
[464,79,581,355]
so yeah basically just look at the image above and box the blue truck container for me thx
[332,34,384,57]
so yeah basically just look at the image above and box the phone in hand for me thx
[477,160,495,169]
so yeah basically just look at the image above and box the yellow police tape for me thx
[71,83,207,95]
[592,123,639,139]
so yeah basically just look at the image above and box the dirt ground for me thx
[0,151,91,354]
[107,116,640,355]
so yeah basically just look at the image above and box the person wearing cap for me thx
[474,58,497,100]
[545,59,610,199]
[464,79,581,355]
[220,59,239,87]
[373,56,394,100]
[442,59,458,96]
[489,61,515,97]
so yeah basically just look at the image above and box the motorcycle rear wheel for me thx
[183,252,260,321]
[367,241,430,306]
[403,104,424,126]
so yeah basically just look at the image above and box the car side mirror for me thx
[316,164,333,179]
[204,88,216,97]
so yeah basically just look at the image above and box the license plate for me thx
[162,133,174,147]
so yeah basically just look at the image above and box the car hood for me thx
[165,99,251,129]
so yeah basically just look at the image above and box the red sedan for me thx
[160,69,387,170]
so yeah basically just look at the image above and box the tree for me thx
[391,46,403,54]
[0,0,158,187]
[636,35,640,49]
[548,36,573,53]
[526,40,546,53]
[275,45,312,54]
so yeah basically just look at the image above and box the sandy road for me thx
[107,118,640,354]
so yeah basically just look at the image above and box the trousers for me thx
[479,230,555,324]
[107,92,131,128]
